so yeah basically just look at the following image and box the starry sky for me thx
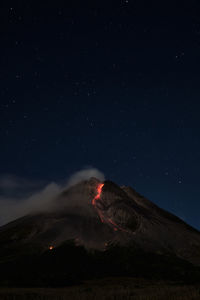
[1,1,200,229]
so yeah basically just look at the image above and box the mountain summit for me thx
[1,178,200,286]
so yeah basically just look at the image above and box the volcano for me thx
[1,177,200,286]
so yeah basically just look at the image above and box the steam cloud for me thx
[0,168,105,226]
[67,168,104,187]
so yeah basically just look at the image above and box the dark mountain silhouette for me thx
[0,177,200,286]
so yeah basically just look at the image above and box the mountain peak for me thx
[1,178,200,267]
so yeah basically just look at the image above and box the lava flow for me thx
[92,183,118,230]
[92,183,104,206]
[92,183,105,223]
[92,183,128,233]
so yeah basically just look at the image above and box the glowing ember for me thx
[49,246,54,250]
[108,218,119,231]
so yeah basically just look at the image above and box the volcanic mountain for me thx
[1,177,200,286]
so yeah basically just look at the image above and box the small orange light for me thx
[49,246,54,250]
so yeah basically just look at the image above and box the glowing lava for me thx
[92,183,128,233]
[92,183,104,206]
[49,246,54,250]
[92,183,105,223]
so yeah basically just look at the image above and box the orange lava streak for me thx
[92,183,128,233]
[92,183,104,205]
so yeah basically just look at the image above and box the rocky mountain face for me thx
[1,177,200,264]
[1,177,200,286]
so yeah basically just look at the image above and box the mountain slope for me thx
[0,177,200,286]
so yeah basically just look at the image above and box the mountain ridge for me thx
[0,177,200,286]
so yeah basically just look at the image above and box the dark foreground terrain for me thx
[0,277,200,300]
[1,240,200,287]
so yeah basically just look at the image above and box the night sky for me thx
[1,1,200,229]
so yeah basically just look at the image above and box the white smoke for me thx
[0,183,60,226]
[67,168,105,187]
[0,168,105,226]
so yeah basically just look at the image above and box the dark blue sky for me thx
[1,1,200,229]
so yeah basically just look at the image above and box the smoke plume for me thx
[0,168,105,226]
[67,168,104,187]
